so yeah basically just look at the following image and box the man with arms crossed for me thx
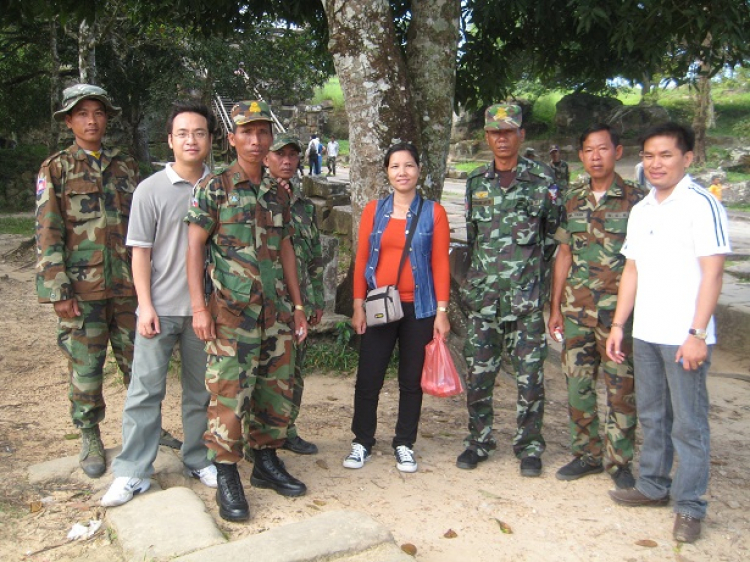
[102,101,218,506]
[606,122,730,543]
[186,101,309,522]
[548,124,646,488]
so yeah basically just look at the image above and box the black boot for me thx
[251,448,307,497]
[80,426,106,478]
[214,462,249,522]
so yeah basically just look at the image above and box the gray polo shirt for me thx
[126,164,209,316]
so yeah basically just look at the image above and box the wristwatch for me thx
[294,304,305,312]
[689,328,708,340]
[437,306,448,313]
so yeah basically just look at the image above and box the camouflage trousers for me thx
[57,297,136,429]
[286,340,308,439]
[562,317,636,470]
[464,310,547,458]
[205,310,295,464]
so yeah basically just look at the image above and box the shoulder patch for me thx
[36,174,47,194]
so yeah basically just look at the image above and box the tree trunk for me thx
[78,18,97,83]
[49,17,61,152]
[692,70,711,165]
[323,0,460,245]
[405,0,461,202]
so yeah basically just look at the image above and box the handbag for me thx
[364,198,423,327]
[421,336,463,397]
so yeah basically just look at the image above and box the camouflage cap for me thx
[549,144,561,153]
[53,84,121,122]
[484,104,522,130]
[270,133,302,152]
[231,100,273,126]
[524,148,536,156]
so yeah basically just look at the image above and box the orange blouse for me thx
[353,199,451,304]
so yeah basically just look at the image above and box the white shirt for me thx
[621,174,730,345]
[327,141,339,157]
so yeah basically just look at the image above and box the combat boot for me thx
[251,448,307,497]
[215,462,250,522]
[80,425,106,478]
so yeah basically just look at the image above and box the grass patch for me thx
[312,77,345,109]
[306,321,398,377]
[453,161,483,173]
[0,216,34,235]
[532,91,566,125]
[727,203,750,213]
[726,171,750,183]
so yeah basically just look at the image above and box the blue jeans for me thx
[113,316,210,478]
[633,339,711,519]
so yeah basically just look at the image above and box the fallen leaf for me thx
[64,433,79,440]
[306,504,320,511]
[421,432,434,439]
[313,499,326,506]
[70,502,90,512]
[326,396,338,401]
[494,519,513,534]
[315,459,329,470]
[443,529,458,538]
[635,539,658,547]
[401,543,417,556]
[29,501,42,513]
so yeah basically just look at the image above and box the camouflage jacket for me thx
[462,157,561,320]
[289,178,324,314]
[550,160,570,191]
[35,143,139,303]
[186,162,293,325]
[554,174,647,327]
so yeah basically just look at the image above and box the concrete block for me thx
[175,510,394,562]
[324,205,352,235]
[107,487,225,561]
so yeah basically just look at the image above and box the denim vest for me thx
[364,193,437,319]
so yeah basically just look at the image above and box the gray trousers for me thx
[113,316,210,478]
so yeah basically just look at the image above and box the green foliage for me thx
[531,92,566,126]
[0,145,49,212]
[312,77,345,108]
[0,216,35,235]
[306,322,359,374]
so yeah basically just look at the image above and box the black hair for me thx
[383,142,420,168]
[579,123,621,150]
[639,122,695,153]
[166,100,217,136]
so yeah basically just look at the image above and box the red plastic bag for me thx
[421,336,464,397]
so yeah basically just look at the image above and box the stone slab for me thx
[107,487,225,561]
[334,543,415,562]
[174,510,394,562]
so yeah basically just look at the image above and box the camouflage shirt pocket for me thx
[217,207,254,246]
[510,277,541,316]
[567,214,589,252]
[513,206,542,245]
[68,249,105,295]
[64,179,102,223]
[114,178,135,217]
[604,212,629,235]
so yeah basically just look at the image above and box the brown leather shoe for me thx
[673,514,701,543]
[609,487,669,506]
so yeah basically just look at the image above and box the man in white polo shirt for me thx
[606,122,730,543]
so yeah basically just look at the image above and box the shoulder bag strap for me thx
[395,197,424,285]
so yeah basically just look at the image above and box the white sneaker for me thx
[395,445,418,473]
[191,464,218,488]
[101,477,150,507]
[343,443,371,469]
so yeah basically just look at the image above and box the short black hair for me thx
[579,123,620,150]
[383,142,420,168]
[166,100,217,136]
[639,122,695,154]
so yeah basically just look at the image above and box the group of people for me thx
[305,134,339,176]
[36,85,729,544]
[36,85,324,523]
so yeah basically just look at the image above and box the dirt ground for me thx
[1,232,749,562]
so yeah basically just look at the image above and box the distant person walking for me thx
[708,176,728,203]
[307,135,320,175]
[327,136,340,176]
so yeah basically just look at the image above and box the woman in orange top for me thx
[343,142,451,473]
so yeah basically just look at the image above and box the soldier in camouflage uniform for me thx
[548,124,646,488]
[457,104,561,477]
[186,101,309,522]
[36,84,139,478]
[248,133,324,456]
[549,145,570,193]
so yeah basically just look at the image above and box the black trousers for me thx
[351,302,435,451]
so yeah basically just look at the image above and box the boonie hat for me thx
[549,144,561,153]
[231,100,274,126]
[484,104,522,130]
[53,84,121,122]
[270,133,302,152]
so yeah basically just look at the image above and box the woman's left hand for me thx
[433,310,450,339]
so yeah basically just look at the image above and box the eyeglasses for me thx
[172,130,209,140]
